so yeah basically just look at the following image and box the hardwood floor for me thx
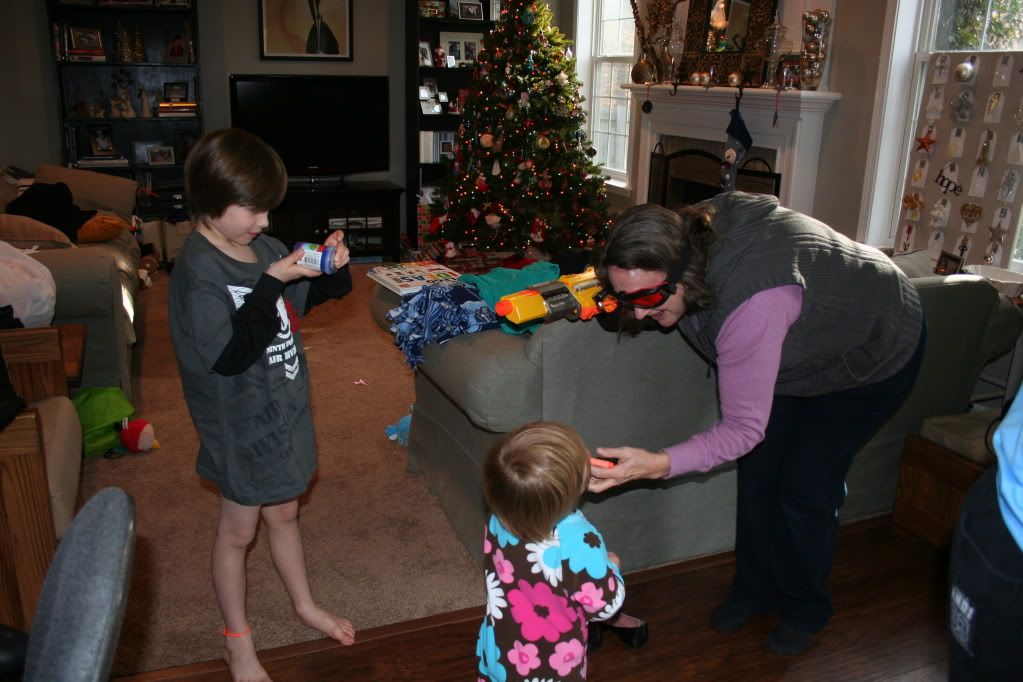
[119,517,949,681]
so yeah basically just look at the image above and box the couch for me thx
[377,270,1023,572]
[0,165,141,402]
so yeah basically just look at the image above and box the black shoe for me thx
[587,622,603,652]
[766,623,815,656]
[605,620,649,649]
[710,601,758,633]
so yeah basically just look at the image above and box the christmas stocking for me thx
[721,108,753,191]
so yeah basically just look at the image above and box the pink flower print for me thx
[483,527,492,555]
[508,579,578,642]
[548,638,585,677]
[573,581,607,614]
[507,640,541,676]
[494,549,514,584]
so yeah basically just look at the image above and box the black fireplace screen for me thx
[648,147,782,211]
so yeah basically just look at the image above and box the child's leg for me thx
[261,499,355,645]
[214,496,270,682]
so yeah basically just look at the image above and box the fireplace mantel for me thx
[623,84,841,216]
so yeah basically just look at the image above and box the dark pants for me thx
[948,467,1023,681]
[729,324,927,634]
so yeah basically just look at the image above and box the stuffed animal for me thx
[115,417,160,453]
[385,408,412,446]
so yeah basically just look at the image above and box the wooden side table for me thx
[58,323,86,388]
[893,434,989,549]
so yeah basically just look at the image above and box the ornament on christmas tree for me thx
[480,133,495,148]
[492,159,502,175]
[536,135,550,150]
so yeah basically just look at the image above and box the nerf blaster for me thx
[494,268,618,324]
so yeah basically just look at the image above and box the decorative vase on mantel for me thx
[800,9,832,91]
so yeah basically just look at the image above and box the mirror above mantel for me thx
[681,0,778,85]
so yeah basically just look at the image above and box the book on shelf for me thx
[76,156,130,167]
[66,53,107,62]
[367,260,461,295]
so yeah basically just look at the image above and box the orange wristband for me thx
[223,624,252,638]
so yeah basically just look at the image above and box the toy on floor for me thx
[116,417,160,453]
[386,408,412,446]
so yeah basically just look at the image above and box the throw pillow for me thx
[889,249,935,278]
[78,214,129,243]
[0,213,73,250]
[5,181,96,241]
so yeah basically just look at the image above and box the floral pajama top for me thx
[476,510,626,681]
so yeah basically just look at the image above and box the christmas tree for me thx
[428,0,611,256]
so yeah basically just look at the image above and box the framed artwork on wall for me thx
[259,0,353,61]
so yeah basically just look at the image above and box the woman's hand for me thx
[588,446,670,494]
[324,229,351,270]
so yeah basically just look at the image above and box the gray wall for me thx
[0,0,886,241]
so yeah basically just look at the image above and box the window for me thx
[576,0,635,186]
[860,0,1023,265]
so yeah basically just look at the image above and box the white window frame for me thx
[859,0,1020,255]
[575,0,635,190]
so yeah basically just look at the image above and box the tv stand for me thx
[269,180,404,262]
[288,174,345,187]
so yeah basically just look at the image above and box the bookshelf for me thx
[404,2,497,248]
[47,0,202,218]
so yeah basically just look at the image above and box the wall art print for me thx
[259,0,353,61]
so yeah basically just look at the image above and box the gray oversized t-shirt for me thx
[168,231,316,505]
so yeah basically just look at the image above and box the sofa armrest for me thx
[29,248,132,400]
[419,329,542,432]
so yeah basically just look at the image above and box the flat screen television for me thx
[229,74,389,181]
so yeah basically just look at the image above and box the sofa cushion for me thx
[0,213,73,250]
[34,164,137,220]
[890,249,934,278]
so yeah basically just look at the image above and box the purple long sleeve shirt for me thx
[664,285,803,478]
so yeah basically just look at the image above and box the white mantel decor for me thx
[623,84,841,216]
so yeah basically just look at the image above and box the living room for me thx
[3,1,1023,681]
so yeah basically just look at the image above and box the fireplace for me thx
[623,85,841,216]
[647,145,782,209]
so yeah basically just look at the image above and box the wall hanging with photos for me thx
[897,51,1023,272]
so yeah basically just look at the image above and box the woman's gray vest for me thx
[680,192,923,397]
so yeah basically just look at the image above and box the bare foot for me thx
[222,632,271,682]
[296,604,356,645]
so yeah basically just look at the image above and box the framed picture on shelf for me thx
[68,27,103,51]
[457,2,484,20]
[417,41,432,67]
[164,30,191,63]
[438,32,483,67]
[259,0,353,61]
[146,145,176,166]
[935,250,963,275]
[418,86,431,100]
[437,91,449,103]
[423,78,438,97]
[420,100,442,115]
[132,140,161,163]
[89,125,117,156]
[163,81,189,102]
[418,0,446,17]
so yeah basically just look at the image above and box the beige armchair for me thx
[0,327,82,630]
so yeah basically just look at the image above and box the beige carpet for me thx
[81,264,483,676]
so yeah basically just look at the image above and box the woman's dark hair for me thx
[595,203,717,334]
[184,128,287,225]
